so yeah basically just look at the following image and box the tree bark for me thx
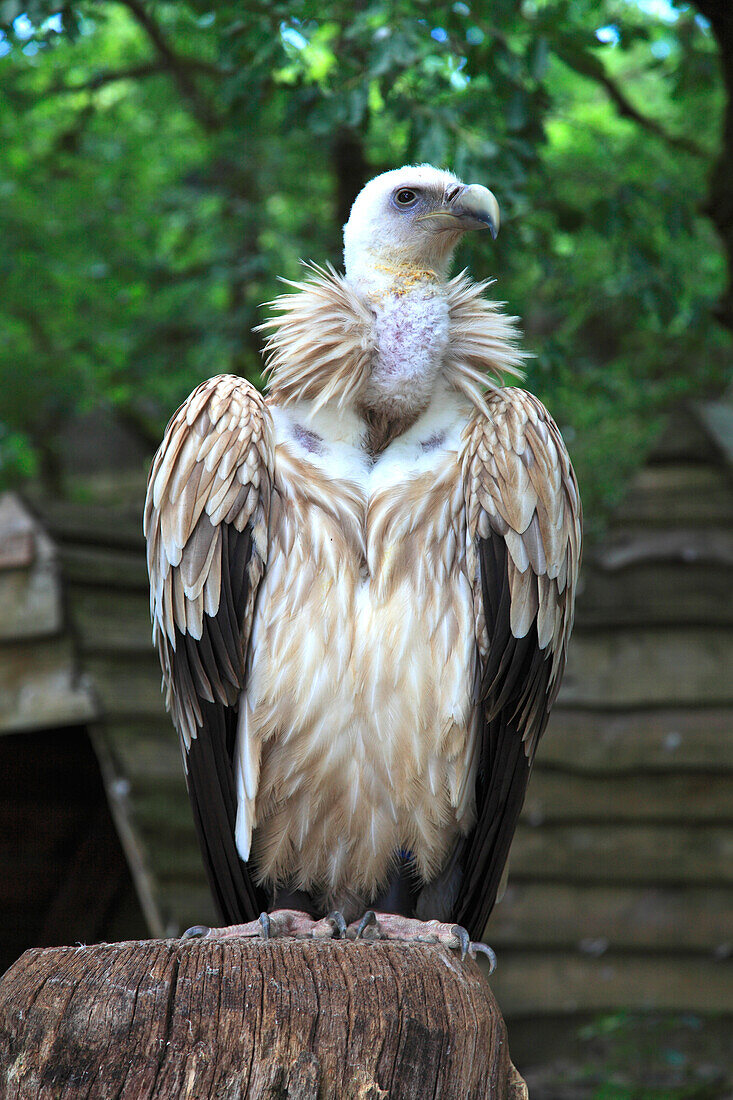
[0,937,527,1099]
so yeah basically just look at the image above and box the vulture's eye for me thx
[394,188,418,207]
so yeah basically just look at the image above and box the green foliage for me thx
[574,1012,729,1098]
[0,0,729,530]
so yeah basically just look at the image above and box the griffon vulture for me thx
[145,164,581,961]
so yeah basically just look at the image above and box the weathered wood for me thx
[88,723,208,936]
[57,543,149,590]
[67,585,153,654]
[129,785,204,834]
[155,883,218,933]
[523,767,732,822]
[83,654,167,720]
[490,950,733,1015]
[647,403,726,465]
[509,823,733,883]
[542,707,733,771]
[0,567,61,641]
[39,498,145,551]
[593,527,733,570]
[0,494,37,569]
[0,494,62,641]
[559,628,733,707]
[697,398,733,467]
[104,719,184,782]
[143,839,218,880]
[576,560,733,626]
[613,463,733,526]
[90,728,168,940]
[0,637,97,732]
[0,939,527,1100]
[490,883,733,950]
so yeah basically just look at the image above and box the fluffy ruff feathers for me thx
[259,263,527,417]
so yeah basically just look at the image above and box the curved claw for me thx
[181,925,210,941]
[451,924,471,962]
[258,912,272,940]
[356,910,378,939]
[327,910,348,939]
[469,941,497,973]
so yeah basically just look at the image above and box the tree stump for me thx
[0,937,528,1099]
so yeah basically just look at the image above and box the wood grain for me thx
[509,822,733,884]
[489,882,733,950]
[83,654,168,720]
[58,544,149,590]
[559,628,733,708]
[0,938,527,1100]
[0,637,97,733]
[490,951,733,1015]
[541,707,733,771]
[614,463,733,526]
[523,768,733,822]
[577,560,733,626]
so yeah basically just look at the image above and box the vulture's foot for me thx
[180,909,348,942]
[348,911,497,969]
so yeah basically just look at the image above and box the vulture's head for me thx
[343,164,500,287]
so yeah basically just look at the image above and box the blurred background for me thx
[0,1,731,1096]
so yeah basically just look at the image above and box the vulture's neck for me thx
[356,266,451,449]
[261,263,526,452]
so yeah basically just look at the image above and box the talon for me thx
[181,925,210,941]
[469,941,497,973]
[259,912,271,940]
[356,910,378,939]
[327,910,348,939]
[452,924,470,961]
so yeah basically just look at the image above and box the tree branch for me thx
[46,61,170,94]
[596,67,708,160]
[111,0,222,130]
[45,57,226,96]
[559,47,708,160]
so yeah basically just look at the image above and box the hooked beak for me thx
[418,184,501,239]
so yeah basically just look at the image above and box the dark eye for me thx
[394,188,418,206]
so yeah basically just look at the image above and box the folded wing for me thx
[457,387,582,939]
[144,374,274,923]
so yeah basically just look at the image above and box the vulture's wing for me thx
[144,374,274,924]
[456,387,581,940]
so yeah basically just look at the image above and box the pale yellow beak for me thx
[417,184,501,239]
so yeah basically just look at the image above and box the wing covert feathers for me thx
[457,387,581,937]
[464,386,581,742]
[144,375,273,922]
[145,374,273,747]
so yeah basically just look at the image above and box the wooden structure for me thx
[21,478,217,939]
[0,939,527,1099]
[0,493,95,731]
[1,395,731,1018]
[0,495,148,974]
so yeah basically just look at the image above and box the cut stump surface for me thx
[0,937,527,1099]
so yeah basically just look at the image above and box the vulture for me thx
[145,164,581,961]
